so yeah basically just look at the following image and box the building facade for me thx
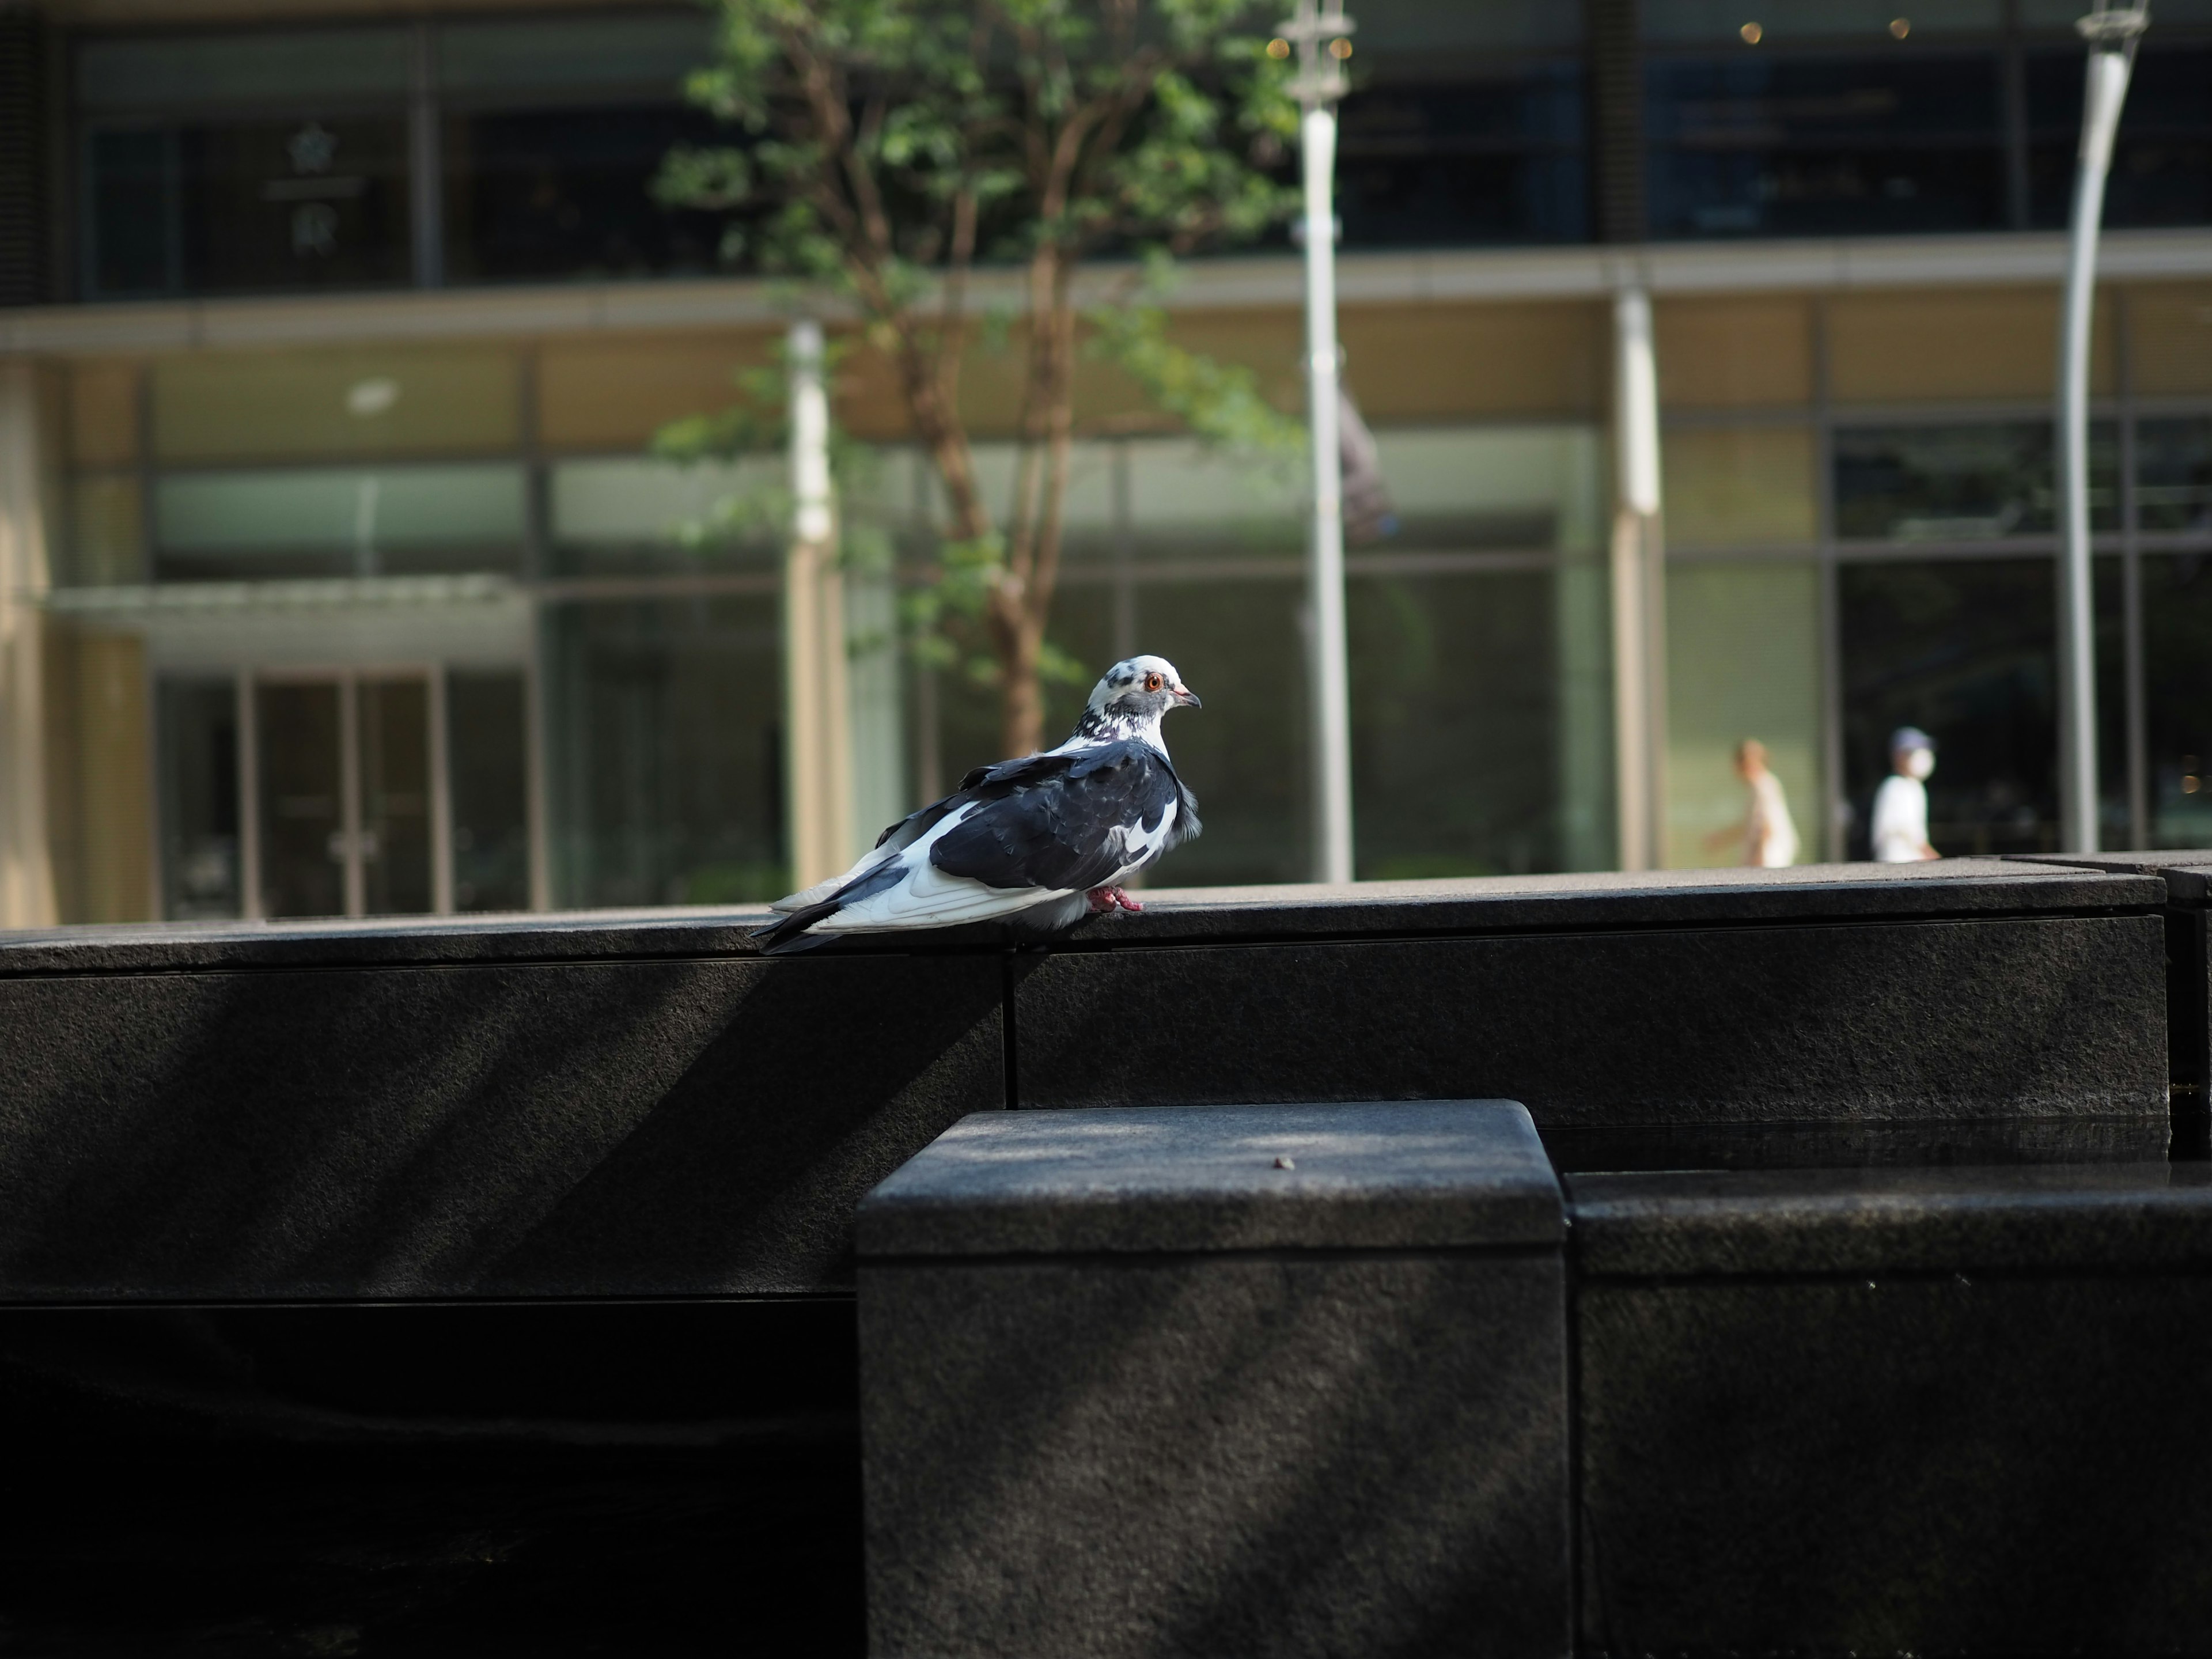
[1,0,2209,926]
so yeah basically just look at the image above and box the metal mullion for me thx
[235,669,261,921]
[428,663,454,914]
[339,672,365,919]
[408,20,443,289]
[2118,290,2148,849]
[1813,296,1847,864]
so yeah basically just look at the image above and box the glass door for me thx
[253,672,435,919]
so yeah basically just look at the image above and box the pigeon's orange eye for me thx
[1144,672,1164,692]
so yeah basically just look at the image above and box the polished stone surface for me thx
[1574,1161,2212,1654]
[0,859,2158,974]
[1014,916,2168,1123]
[863,1255,1568,1659]
[856,1100,1560,1256]
[859,1101,1569,1659]
[0,954,1003,1298]
[1578,1273,2212,1654]
[1569,1161,2212,1275]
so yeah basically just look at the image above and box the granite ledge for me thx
[2006,849,2212,904]
[0,860,2164,976]
[856,1101,1563,1258]
[1570,1163,2212,1277]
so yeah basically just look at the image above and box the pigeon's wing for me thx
[929,741,1185,895]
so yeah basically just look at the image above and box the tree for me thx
[657,0,1300,760]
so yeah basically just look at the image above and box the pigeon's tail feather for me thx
[751,899,845,955]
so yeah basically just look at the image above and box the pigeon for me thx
[751,654,1203,953]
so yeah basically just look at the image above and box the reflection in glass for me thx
[546,599,787,907]
[154,464,526,580]
[2138,418,2212,536]
[1839,559,2059,856]
[1834,422,2118,540]
[86,115,411,298]
[1646,50,2005,238]
[2025,46,2212,230]
[1353,572,1561,877]
[157,679,240,920]
[257,682,345,919]
[442,105,727,283]
[449,672,532,912]
[2141,553,2212,848]
[359,678,433,916]
[1338,66,1588,247]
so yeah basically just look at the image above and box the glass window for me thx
[86,114,412,298]
[1338,66,1587,248]
[435,14,712,96]
[255,680,346,919]
[550,455,780,573]
[1665,559,1823,868]
[1836,557,2117,857]
[2142,551,2212,847]
[70,476,142,586]
[441,104,727,284]
[156,677,241,920]
[77,28,410,112]
[2138,418,2212,536]
[1646,49,2006,238]
[154,464,526,580]
[153,349,520,464]
[1664,426,1819,547]
[2026,45,2212,231]
[1353,570,1563,877]
[449,671,532,912]
[1834,421,2118,540]
[544,597,787,907]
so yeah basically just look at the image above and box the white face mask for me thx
[1904,747,1935,781]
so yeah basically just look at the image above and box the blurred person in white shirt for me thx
[1707,738,1800,868]
[1872,727,1940,862]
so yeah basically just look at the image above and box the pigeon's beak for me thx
[1173,684,1202,710]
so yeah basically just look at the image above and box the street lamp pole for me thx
[2057,0,2147,854]
[1282,0,1355,885]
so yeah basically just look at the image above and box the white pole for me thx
[1301,104,1353,885]
[1286,0,1355,885]
[785,318,853,889]
[1609,285,1666,873]
[2057,5,2145,855]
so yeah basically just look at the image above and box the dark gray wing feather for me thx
[930,741,1190,893]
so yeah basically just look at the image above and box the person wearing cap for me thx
[1872,727,1940,862]
[1706,738,1800,868]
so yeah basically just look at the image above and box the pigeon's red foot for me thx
[1086,885,1144,915]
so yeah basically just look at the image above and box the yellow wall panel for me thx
[1664,426,1817,548]
[154,345,521,463]
[73,632,154,923]
[540,331,778,451]
[2127,283,2212,396]
[1828,287,2116,403]
[70,360,140,467]
[1657,296,1813,409]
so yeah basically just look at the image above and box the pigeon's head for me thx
[1078,654,1201,739]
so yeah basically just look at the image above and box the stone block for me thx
[0,949,1004,1298]
[1571,1163,2212,1654]
[856,1101,1570,1659]
[1014,913,2166,1126]
[2010,850,2212,1152]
